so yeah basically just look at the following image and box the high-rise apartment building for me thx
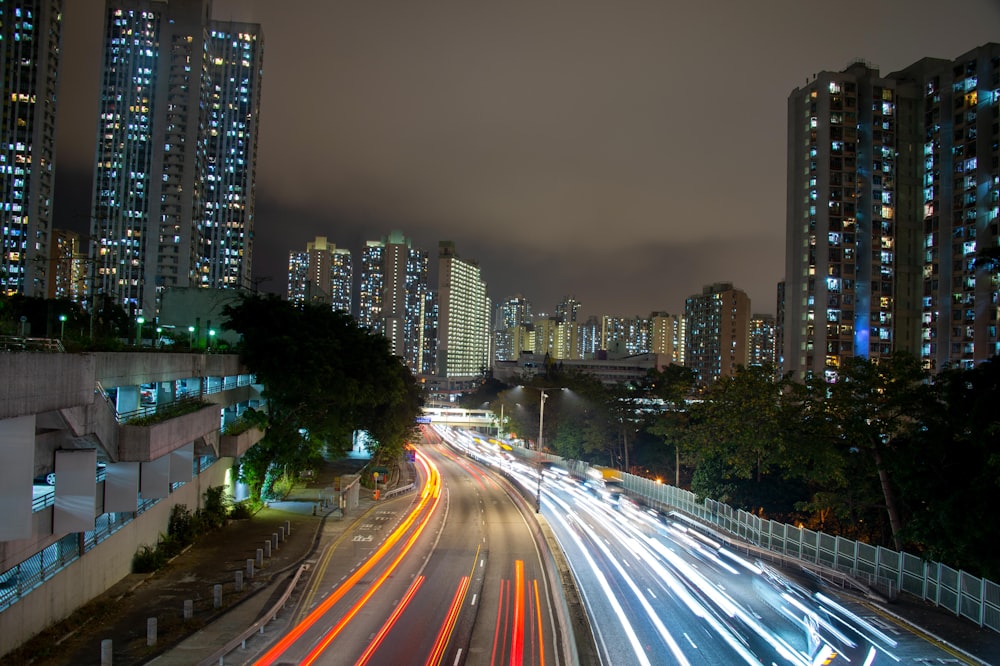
[785,62,904,381]
[47,229,85,302]
[684,282,750,384]
[554,296,583,359]
[286,236,352,313]
[895,45,1000,371]
[600,315,650,356]
[437,241,490,378]
[650,311,685,365]
[494,295,532,362]
[748,313,777,368]
[358,231,434,375]
[784,44,999,380]
[88,0,263,317]
[1,0,62,298]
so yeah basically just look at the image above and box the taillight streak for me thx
[255,451,441,666]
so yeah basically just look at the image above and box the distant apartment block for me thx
[286,236,352,313]
[748,313,777,368]
[358,231,434,375]
[494,295,533,362]
[47,229,86,302]
[685,282,750,384]
[650,311,685,366]
[437,242,490,378]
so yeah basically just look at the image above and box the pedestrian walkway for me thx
[1,455,413,666]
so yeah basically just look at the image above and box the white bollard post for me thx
[235,570,243,592]
[214,584,222,608]
[146,617,157,646]
[101,639,113,664]
[184,599,193,620]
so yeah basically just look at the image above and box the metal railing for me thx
[1,456,219,613]
[0,336,65,352]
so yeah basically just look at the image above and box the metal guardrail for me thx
[199,564,308,666]
[0,336,65,352]
[381,483,416,499]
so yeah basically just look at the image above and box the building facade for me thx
[684,282,750,385]
[436,241,490,378]
[784,45,1000,380]
[897,45,1000,371]
[88,0,263,318]
[0,0,62,298]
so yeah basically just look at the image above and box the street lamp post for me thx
[208,329,216,351]
[135,316,144,347]
[536,389,548,513]
[58,314,67,340]
[188,325,195,350]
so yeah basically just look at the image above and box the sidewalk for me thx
[2,455,410,666]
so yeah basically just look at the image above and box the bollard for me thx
[247,558,255,579]
[285,519,291,536]
[264,540,271,559]
[214,583,222,609]
[147,617,157,646]
[183,599,193,620]
[101,638,113,664]
[256,548,263,568]
[272,533,279,550]
[278,525,285,543]
[235,570,243,593]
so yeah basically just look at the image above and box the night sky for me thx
[53,1,1000,319]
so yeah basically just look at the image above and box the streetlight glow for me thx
[58,314,67,340]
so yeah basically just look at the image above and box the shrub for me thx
[201,486,230,529]
[132,544,167,573]
[168,504,197,547]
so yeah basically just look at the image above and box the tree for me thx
[894,358,1000,578]
[825,352,931,550]
[643,364,697,485]
[223,295,422,500]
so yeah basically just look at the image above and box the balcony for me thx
[119,403,221,462]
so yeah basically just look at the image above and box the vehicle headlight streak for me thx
[543,499,656,666]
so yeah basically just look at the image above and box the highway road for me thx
[248,427,565,665]
[434,425,978,666]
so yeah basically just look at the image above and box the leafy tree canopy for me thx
[223,295,422,499]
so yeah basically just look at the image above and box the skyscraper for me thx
[785,62,907,381]
[784,44,1000,379]
[1,0,62,298]
[437,241,490,378]
[895,44,1000,371]
[358,231,433,375]
[494,295,532,362]
[286,236,352,313]
[88,0,263,317]
[649,311,685,365]
[684,282,750,385]
[47,229,85,302]
[748,313,776,368]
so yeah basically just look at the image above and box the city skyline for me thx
[52,1,1000,318]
